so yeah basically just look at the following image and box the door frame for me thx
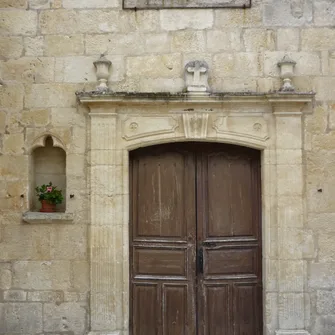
[79,92,313,335]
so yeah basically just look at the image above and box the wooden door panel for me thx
[233,282,262,335]
[163,284,188,335]
[205,152,256,239]
[133,283,159,335]
[205,246,258,278]
[133,246,187,278]
[134,151,189,240]
[203,284,230,335]
[130,145,196,335]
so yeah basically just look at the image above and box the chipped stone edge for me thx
[22,212,74,224]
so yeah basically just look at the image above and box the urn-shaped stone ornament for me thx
[93,55,112,91]
[278,55,296,92]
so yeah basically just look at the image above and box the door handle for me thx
[198,247,203,274]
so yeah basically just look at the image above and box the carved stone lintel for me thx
[185,60,209,93]
[183,113,209,139]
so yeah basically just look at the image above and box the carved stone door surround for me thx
[78,91,314,335]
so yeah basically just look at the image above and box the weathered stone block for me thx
[215,7,262,27]
[318,233,335,262]
[314,0,335,26]
[144,33,170,53]
[24,36,44,56]
[29,0,52,8]
[207,29,241,52]
[313,315,335,335]
[277,28,300,51]
[263,0,313,26]
[0,36,23,59]
[317,290,335,314]
[0,111,6,134]
[85,33,145,56]
[27,290,63,303]
[45,35,84,56]
[72,261,89,291]
[25,83,80,108]
[62,0,118,7]
[0,10,37,35]
[126,54,182,78]
[171,31,205,53]
[133,10,160,32]
[0,84,24,109]
[0,302,42,333]
[13,261,71,290]
[302,28,335,51]
[213,52,262,78]
[0,156,28,179]
[43,302,87,334]
[160,10,213,31]
[0,0,27,8]
[39,10,135,34]
[309,263,335,289]
[50,225,87,260]
[243,29,276,51]
[21,109,50,126]
[308,213,335,232]
[2,133,24,155]
[0,263,11,290]
[4,290,27,301]
[1,57,55,83]
[140,77,184,93]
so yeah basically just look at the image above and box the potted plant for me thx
[35,182,64,212]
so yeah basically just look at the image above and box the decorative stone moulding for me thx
[278,55,296,92]
[185,60,209,93]
[93,55,112,92]
[30,133,66,152]
[22,212,74,224]
[77,89,315,335]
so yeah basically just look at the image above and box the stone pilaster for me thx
[88,106,124,335]
[273,104,310,335]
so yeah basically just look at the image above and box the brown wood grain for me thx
[130,143,262,335]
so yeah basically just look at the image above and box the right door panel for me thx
[197,145,262,335]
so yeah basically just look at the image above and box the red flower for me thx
[46,186,53,192]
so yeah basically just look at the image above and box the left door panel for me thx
[130,146,197,335]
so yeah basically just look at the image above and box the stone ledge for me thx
[22,212,74,224]
[76,90,315,109]
[275,331,310,335]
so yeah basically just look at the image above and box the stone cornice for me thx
[77,91,315,110]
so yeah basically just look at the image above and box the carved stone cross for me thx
[185,60,209,93]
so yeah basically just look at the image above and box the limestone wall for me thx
[0,0,335,334]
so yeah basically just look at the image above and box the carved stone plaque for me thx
[123,0,250,9]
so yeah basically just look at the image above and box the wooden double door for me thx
[130,143,262,335]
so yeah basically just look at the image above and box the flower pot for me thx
[40,200,56,212]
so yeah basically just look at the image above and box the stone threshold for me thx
[22,212,74,224]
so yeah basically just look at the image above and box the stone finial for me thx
[185,60,209,93]
[278,55,296,92]
[93,55,112,91]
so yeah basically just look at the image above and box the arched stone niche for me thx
[30,134,67,212]
[78,91,314,335]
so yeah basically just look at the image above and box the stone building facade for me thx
[0,0,335,334]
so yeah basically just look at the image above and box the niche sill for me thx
[23,212,74,224]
